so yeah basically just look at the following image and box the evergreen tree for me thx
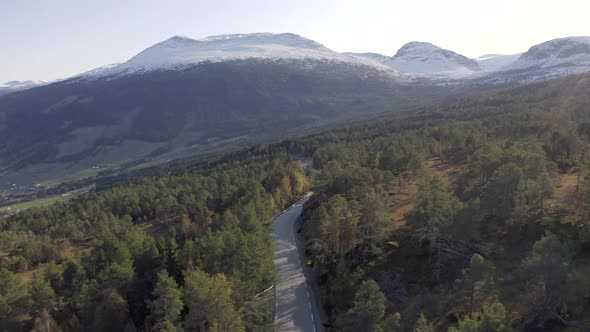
[482,163,522,219]
[184,269,209,331]
[207,274,244,331]
[480,301,510,332]
[458,254,495,316]
[184,270,244,332]
[0,268,31,325]
[447,301,510,332]
[148,270,183,331]
[320,195,359,262]
[414,313,434,332]
[359,188,392,256]
[525,232,573,319]
[344,280,387,332]
[30,274,57,314]
[407,174,459,279]
[92,289,130,332]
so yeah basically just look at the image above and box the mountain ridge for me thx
[78,32,399,79]
[8,34,590,89]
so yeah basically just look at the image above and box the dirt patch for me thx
[546,170,580,219]
[17,268,38,283]
[389,158,461,226]
[424,158,460,191]
[555,170,579,207]
[138,216,177,238]
[389,176,418,226]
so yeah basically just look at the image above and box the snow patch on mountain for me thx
[0,80,46,89]
[80,33,399,79]
[343,52,390,64]
[475,53,521,71]
[77,63,121,77]
[0,80,47,96]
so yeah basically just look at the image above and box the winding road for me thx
[273,193,323,332]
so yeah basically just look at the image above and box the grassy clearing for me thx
[0,193,74,213]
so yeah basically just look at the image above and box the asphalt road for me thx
[273,193,322,332]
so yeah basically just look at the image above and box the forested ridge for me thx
[0,152,309,331]
[289,73,590,331]
[1,72,590,331]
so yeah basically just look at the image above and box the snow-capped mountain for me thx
[475,54,522,72]
[503,37,590,75]
[474,37,590,84]
[383,42,482,79]
[387,37,590,84]
[0,80,46,96]
[9,34,590,92]
[0,33,411,186]
[81,33,398,79]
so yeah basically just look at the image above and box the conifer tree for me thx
[148,270,183,331]
[344,280,387,332]
[414,313,434,332]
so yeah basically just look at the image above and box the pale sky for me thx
[1,0,589,83]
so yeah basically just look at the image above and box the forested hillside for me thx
[285,72,590,331]
[0,152,309,331]
[1,71,590,331]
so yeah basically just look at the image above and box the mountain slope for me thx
[0,34,414,187]
[507,37,590,71]
[481,37,590,84]
[475,53,522,71]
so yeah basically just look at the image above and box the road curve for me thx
[273,193,322,332]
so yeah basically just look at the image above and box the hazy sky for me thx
[2,0,589,82]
